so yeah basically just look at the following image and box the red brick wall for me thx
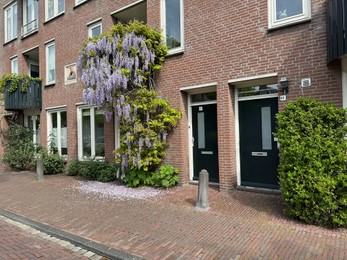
[150,0,342,191]
[0,0,342,191]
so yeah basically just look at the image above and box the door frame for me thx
[232,75,279,188]
[183,83,217,182]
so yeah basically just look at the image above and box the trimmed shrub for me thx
[275,97,347,227]
[42,153,64,175]
[66,158,118,182]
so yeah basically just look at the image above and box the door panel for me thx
[239,98,279,189]
[192,104,219,182]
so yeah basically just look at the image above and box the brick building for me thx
[0,0,345,192]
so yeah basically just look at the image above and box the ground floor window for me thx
[47,109,67,155]
[77,106,105,159]
[24,114,40,147]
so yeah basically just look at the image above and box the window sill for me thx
[44,12,65,25]
[73,0,91,9]
[3,37,17,46]
[166,47,185,57]
[268,17,311,31]
[44,82,56,88]
[21,29,38,40]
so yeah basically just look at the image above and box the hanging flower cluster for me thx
[78,21,180,174]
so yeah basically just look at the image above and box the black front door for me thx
[239,98,279,189]
[192,104,219,182]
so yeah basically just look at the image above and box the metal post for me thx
[194,169,210,211]
[36,155,44,180]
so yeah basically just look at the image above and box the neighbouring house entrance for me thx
[238,97,279,189]
[191,92,219,183]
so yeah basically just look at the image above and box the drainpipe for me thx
[342,57,347,108]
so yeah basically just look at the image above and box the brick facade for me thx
[0,0,343,192]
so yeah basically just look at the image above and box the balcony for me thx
[4,80,42,110]
[327,0,347,63]
[21,19,38,38]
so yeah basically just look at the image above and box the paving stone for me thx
[0,167,346,259]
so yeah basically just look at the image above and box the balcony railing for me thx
[327,0,347,63]
[4,80,42,110]
[21,19,38,38]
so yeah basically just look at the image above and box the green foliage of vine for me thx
[0,73,41,93]
[116,89,181,173]
[275,97,347,228]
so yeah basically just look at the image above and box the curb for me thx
[0,208,143,260]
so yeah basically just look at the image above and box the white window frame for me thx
[24,113,40,147]
[77,105,105,160]
[29,61,39,77]
[45,0,64,22]
[11,56,18,74]
[268,0,311,29]
[45,41,55,85]
[75,0,89,7]
[46,107,67,156]
[22,0,39,37]
[4,2,17,43]
[160,0,184,55]
[88,21,102,38]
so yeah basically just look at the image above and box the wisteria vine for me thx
[78,21,180,174]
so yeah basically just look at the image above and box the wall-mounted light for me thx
[279,77,289,95]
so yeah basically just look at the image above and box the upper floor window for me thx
[45,41,55,84]
[11,57,18,74]
[45,0,64,21]
[4,2,17,42]
[88,21,102,38]
[22,0,38,37]
[161,0,184,54]
[268,0,311,29]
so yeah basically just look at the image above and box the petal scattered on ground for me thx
[75,181,170,200]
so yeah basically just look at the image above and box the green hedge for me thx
[275,97,347,227]
[66,158,118,183]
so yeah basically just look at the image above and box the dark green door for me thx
[239,98,279,189]
[192,104,219,182]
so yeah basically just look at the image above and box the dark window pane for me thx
[166,0,181,49]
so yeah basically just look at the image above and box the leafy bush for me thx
[41,151,64,175]
[1,124,36,170]
[275,97,347,227]
[66,158,118,182]
[66,160,80,176]
[123,169,149,187]
[147,165,179,188]
[123,165,179,188]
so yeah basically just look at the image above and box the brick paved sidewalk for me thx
[0,167,346,259]
[0,215,102,259]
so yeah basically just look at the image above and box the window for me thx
[75,0,89,6]
[11,57,18,74]
[77,106,105,159]
[268,0,311,29]
[25,114,40,147]
[45,0,64,21]
[47,109,67,155]
[45,42,55,84]
[88,22,102,38]
[22,0,38,36]
[29,62,40,78]
[161,0,184,54]
[4,2,17,42]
